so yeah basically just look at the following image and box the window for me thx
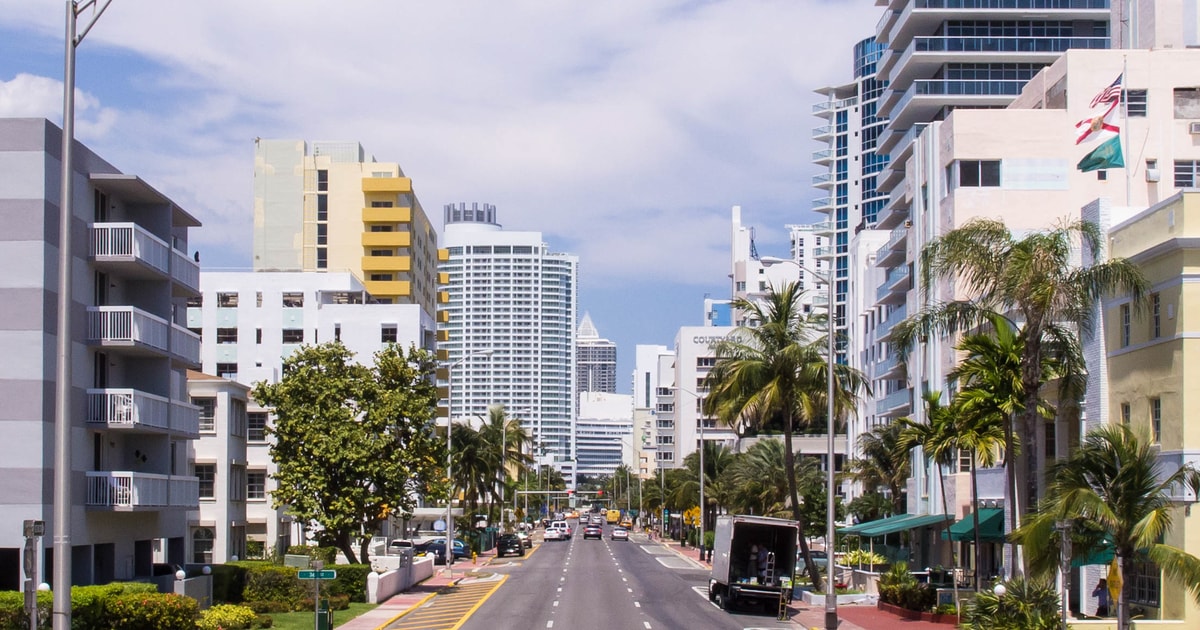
[217,292,238,307]
[370,249,393,256]
[195,464,215,499]
[1151,397,1161,443]
[1121,402,1131,425]
[316,223,327,245]
[186,296,202,308]
[282,329,304,343]
[1127,559,1161,607]
[217,363,237,380]
[256,291,263,307]
[958,160,1001,187]
[370,200,394,207]
[247,471,267,500]
[216,328,238,344]
[193,397,215,432]
[1124,89,1147,117]
[316,169,328,191]
[334,323,341,342]
[381,324,397,343]
[316,248,327,269]
[229,399,246,437]
[370,274,393,281]
[248,412,268,442]
[192,527,214,564]
[370,225,394,232]
[1174,161,1200,188]
[1173,88,1200,119]
[282,292,304,307]
[256,328,262,344]
[1120,303,1131,347]
[228,465,245,501]
[1151,293,1161,339]
[316,194,328,221]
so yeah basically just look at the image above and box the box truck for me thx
[708,514,799,612]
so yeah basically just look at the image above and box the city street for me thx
[458,525,796,630]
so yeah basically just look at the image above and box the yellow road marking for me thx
[448,575,508,630]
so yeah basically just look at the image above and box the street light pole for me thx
[675,387,706,558]
[445,349,493,571]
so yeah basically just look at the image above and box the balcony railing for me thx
[86,388,170,431]
[90,223,170,275]
[171,324,201,365]
[88,306,170,352]
[85,471,199,509]
[873,354,902,378]
[170,248,200,293]
[812,197,834,211]
[876,388,911,414]
[171,400,200,436]
[812,172,834,186]
[915,0,1108,10]
[812,96,857,114]
[912,35,1109,54]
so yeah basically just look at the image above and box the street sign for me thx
[297,570,336,580]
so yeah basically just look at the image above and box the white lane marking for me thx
[557,587,562,592]
[546,622,554,628]
[627,587,633,593]
[553,601,559,607]
[634,601,641,608]
[622,577,627,582]
[643,623,652,629]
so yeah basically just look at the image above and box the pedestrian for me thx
[1093,578,1110,617]
[747,545,760,581]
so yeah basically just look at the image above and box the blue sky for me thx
[0,0,881,392]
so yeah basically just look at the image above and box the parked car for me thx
[798,549,828,574]
[583,525,603,540]
[388,539,415,555]
[496,534,525,558]
[611,527,629,541]
[515,531,532,549]
[423,539,470,564]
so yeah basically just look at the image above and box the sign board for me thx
[297,570,336,580]
[433,519,446,532]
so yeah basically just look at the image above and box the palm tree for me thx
[705,281,869,590]
[961,576,1061,630]
[479,405,532,528]
[894,218,1148,570]
[1013,424,1200,630]
[846,422,910,514]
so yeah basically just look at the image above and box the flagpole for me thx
[1123,55,1131,207]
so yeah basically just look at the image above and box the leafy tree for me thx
[846,422,909,514]
[705,281,868,590]
[894,217,1148,571]
[1013,424,1200,630]
[847,491,894,524]
[253,342,442,564]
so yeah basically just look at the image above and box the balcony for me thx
[873,354,905,380]
[90,223,170,279]
[362,206,412,223]
[85,471,199,510]
[362,255,411,272]
[875,226,909,267]
[170,248,200,295]
[876,388,912,416]
[812,148,835,165]
[812,125,834,141]
[86,389,199,437]
[364,279,412,297]
[361,176,412,193]
[88,306,170,355]
[812,172,834,188]
[876,265,912,303]
[361,231,411,248]
[875,304,909,344]
[814,246,835,260]
[810,221,835,236]
[812,96,857,116]
[812,197,834,212]
[172,325,201,366]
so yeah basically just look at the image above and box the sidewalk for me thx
[334,549,498,630]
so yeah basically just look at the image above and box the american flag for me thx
[1090,74,1123,108]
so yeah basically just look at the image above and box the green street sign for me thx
[298,569,337,580]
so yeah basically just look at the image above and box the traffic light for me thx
[597,490,603,497]
[567,489,574,496]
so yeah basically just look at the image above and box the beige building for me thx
[1101,190,1200,623]
[253,139,444,309]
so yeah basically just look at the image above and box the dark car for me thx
[424,539,470,564]
[497,534,525,558]
[583,525,602,540]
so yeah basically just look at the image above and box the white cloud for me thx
[1,0,881,282]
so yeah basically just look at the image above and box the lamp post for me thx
[674,387,707,559]
[445,349,493,570]
[55,4,112,629]
[762,256,837,629]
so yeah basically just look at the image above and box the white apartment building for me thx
[632,344,669,476]
[440,202,579,483]
[663,327,739,466]
[576,312,617,395]
[186,270,437,552]
[0,118,202,589]
[574,392,634,478]
[185,372,251,564]
[728,206,826,326]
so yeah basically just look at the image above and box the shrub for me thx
[242,565,306,611]
[103,592,198,630]
[961,577,1060,630]
[285,545,337,565]
[197,603,258,630]
[842,548,887,566]
[325,565,370,603]
[246,540,266,560]
[877,562,936,612]
[0,590,52,629]
[934,603,958,615]
[210,563,252,604]
[254,614,274,628]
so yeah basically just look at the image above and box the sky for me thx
[0,0,882,393]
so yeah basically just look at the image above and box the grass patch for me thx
[264,602,377,630]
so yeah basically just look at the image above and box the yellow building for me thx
[252,139,442,310]
[1104,190,1200,624]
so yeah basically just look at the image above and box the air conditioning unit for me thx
[1146,168,1161,183]
[1190,121,1200,134]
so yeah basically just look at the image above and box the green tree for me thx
[1013,424,1200,630]
[253,342,442,564]
[846,422,909,514]
[894,218,1148,570]
[847,491,894,524]
[895,391,961,592]
[478,405,532,528]
[705,282,868,590]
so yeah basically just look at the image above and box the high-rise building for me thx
[728,206,827,325]
[574,392,634,478]
[0,118,202,587]
[575,312,617,394]
[252,139,442,309]
[440,203,579,481]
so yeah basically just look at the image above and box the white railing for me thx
[88,306,170,351]
[171,399,200,435]
[90,223,170,275]
[170,248,200,293]
[171,325,201,364]
[876,388,911,414]
[86,388,170,431]
[85,472,199,508]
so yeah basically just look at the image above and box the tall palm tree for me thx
[1013,424,1200,630]
[479,405,532,527]
[894,218,1148,571]
[705,281,869,590]
[846,422,910,514]
[895,391,960,585]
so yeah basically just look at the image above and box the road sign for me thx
[297,570,336,580]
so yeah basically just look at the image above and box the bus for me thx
[606,509,621,524]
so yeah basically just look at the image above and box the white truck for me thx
[708,514,799,612]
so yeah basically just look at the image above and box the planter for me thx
[878,601,958,625]
[801,589,875,606]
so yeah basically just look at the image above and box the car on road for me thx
[543,528,563,541]
[588,515,604,526]
[496,534,525,558]
[551,520,572,540]
[423,539,470,564]
[611,527,629,541]
[620,519,633,529]
[515,531,532,549]
[582,525,602,539]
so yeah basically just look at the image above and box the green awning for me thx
[839,513,913,536]
[942,508,1005,544]
[851,513,953,538]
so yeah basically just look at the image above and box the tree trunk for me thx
[337,531,358,565]
[936,461,961,609]
[970,457,981,592]
[784,419,823,590]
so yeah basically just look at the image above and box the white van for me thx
[550,520,572,540]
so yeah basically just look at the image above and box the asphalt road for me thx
[459,522,796,630]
